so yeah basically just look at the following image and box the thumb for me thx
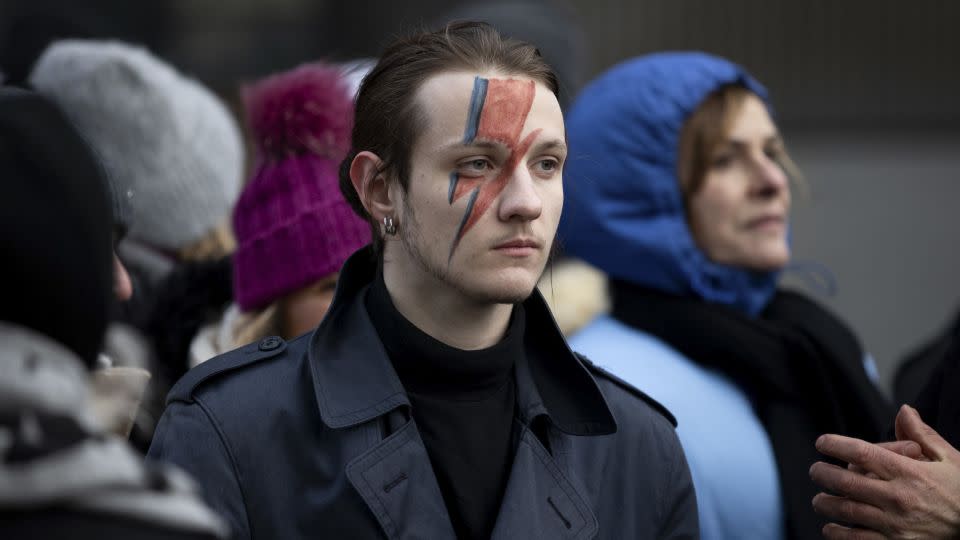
[896,404,951,461]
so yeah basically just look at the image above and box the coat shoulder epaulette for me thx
[167,335,289,405]
[576,353,678,427]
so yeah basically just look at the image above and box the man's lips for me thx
[492,238,543,256]
[493,238,542,250]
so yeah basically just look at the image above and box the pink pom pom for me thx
[242,62,354,161]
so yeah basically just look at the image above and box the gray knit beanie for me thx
[29,40,243,250]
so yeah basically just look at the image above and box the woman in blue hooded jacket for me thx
[560,52,891,540]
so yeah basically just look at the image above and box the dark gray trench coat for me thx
[148,249,699,539]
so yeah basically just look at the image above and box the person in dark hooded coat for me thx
[0,86,227,540]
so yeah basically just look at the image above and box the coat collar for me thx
[307,247,617,436]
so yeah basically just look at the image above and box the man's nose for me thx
[497,166,543,222]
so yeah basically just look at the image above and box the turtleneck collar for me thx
[364,269,523,400]
[308,246,616,436]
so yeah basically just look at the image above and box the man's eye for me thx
[533,159,560,176]
[539,159,558,171]
[460,158,492,174]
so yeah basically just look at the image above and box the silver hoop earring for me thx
[383,216,397,236]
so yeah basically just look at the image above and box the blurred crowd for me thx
[2,3,960,540]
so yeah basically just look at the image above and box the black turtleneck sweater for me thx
[364,272,523,540]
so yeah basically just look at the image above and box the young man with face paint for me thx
[148,22,699,540]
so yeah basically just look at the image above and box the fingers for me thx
[816,434,907,479]
[812,492,888,529]
[895,404,951,462]
[875,440,923,459]
[849,441,924,475]
[810,462,895,508]
[822,522,886,540]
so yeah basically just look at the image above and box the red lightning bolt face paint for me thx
[447,77,537,259]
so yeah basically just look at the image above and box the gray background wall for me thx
[2,0,957,391]
[786,132,960,391]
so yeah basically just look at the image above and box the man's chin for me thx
[462,273,539,305]
[470,289,534,306]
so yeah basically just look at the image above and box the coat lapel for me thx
[491,426,598,540]
[346,419,456,540]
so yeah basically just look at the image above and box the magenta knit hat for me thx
[233,62,370,311]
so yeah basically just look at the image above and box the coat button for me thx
[258,336,283,351]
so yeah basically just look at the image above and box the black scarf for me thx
[907,326,960,449]
[611,280,892,540]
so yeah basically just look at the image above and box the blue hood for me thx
[558,52,778,316]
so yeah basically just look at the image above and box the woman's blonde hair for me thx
[177,220,236,262]
[231,303,280,350]
[677,85,803,199]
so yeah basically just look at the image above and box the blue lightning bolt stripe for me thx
[462,77,488,143]
[448,171,459,204]
[449,186,480,262]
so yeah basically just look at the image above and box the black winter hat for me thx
[0,86,113,368]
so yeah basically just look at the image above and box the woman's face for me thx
[687,94,791,271]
